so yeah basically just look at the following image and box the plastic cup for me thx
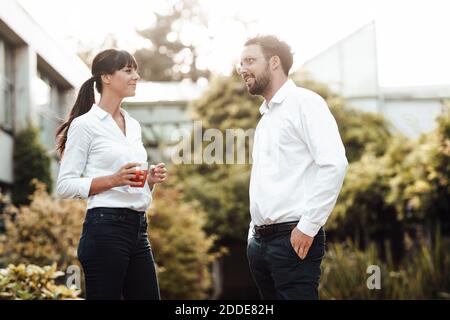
[130,162,148,188]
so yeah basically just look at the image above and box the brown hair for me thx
[245,35,293,76]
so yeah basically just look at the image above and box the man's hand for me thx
[290,227,314,260]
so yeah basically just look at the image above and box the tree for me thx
[12,126,52,206]
[133,0,210,82]
[386,102,450,234]
[330,102,450,260]
[329,136,412,259]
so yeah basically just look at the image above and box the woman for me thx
[55,49,167,300]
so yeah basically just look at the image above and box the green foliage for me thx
[0,180,84,271]
[147,185,219,299]
[320,230,450,299]
[331,104,450,250]
[0,263,81,300]
[386,103,450,228]
[191,73,262,131]
[1,180,218,299]
[320,241,389,299]
[172,74,258,242]
[12,126,52,206]
[174,164,251,243]
[330,136,413,245]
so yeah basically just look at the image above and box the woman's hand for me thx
[111,162,143,187]
[148,163,167,189]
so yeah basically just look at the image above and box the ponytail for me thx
[55,76,96,158]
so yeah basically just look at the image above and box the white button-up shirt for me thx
[56,104,153,212]
[249,79,348,238]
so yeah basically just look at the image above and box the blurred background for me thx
[0,0,449,299]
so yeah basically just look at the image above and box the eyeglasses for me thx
[235,56,266,74]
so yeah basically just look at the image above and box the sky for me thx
[17,0,450,87]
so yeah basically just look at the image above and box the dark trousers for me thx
[77,207,160,300]
[247,227,325,300]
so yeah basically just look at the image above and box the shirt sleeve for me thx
[56,118,93,199]
[296,94,349,237]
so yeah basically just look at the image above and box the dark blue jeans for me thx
[247,227,325,300]
[77,207,160,300]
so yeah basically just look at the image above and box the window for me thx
[0,40,14,131]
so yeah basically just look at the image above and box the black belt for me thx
[254,221,299,237]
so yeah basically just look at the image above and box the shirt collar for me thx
[258,79,295,115]
[91,104,129,120]
[91,104,108,119]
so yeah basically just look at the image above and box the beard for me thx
[247,65,271,96]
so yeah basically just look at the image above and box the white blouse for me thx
[56,104,153,212]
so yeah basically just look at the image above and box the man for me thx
[237,35,348,300]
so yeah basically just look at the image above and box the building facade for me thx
[0,0,90,192]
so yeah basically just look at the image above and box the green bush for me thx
[331,104,450,253]
[320,230,450,299]
[1,179,218,299]
[12,126,52,206]
[0,263,81,300]
[173,164,251,244]
[329,136,412,251]
[320,241,390,299]
[147,185,220,299]
[386,103,450,230]
[0,180,84,271]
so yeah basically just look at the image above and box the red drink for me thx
[130,169,148,188]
